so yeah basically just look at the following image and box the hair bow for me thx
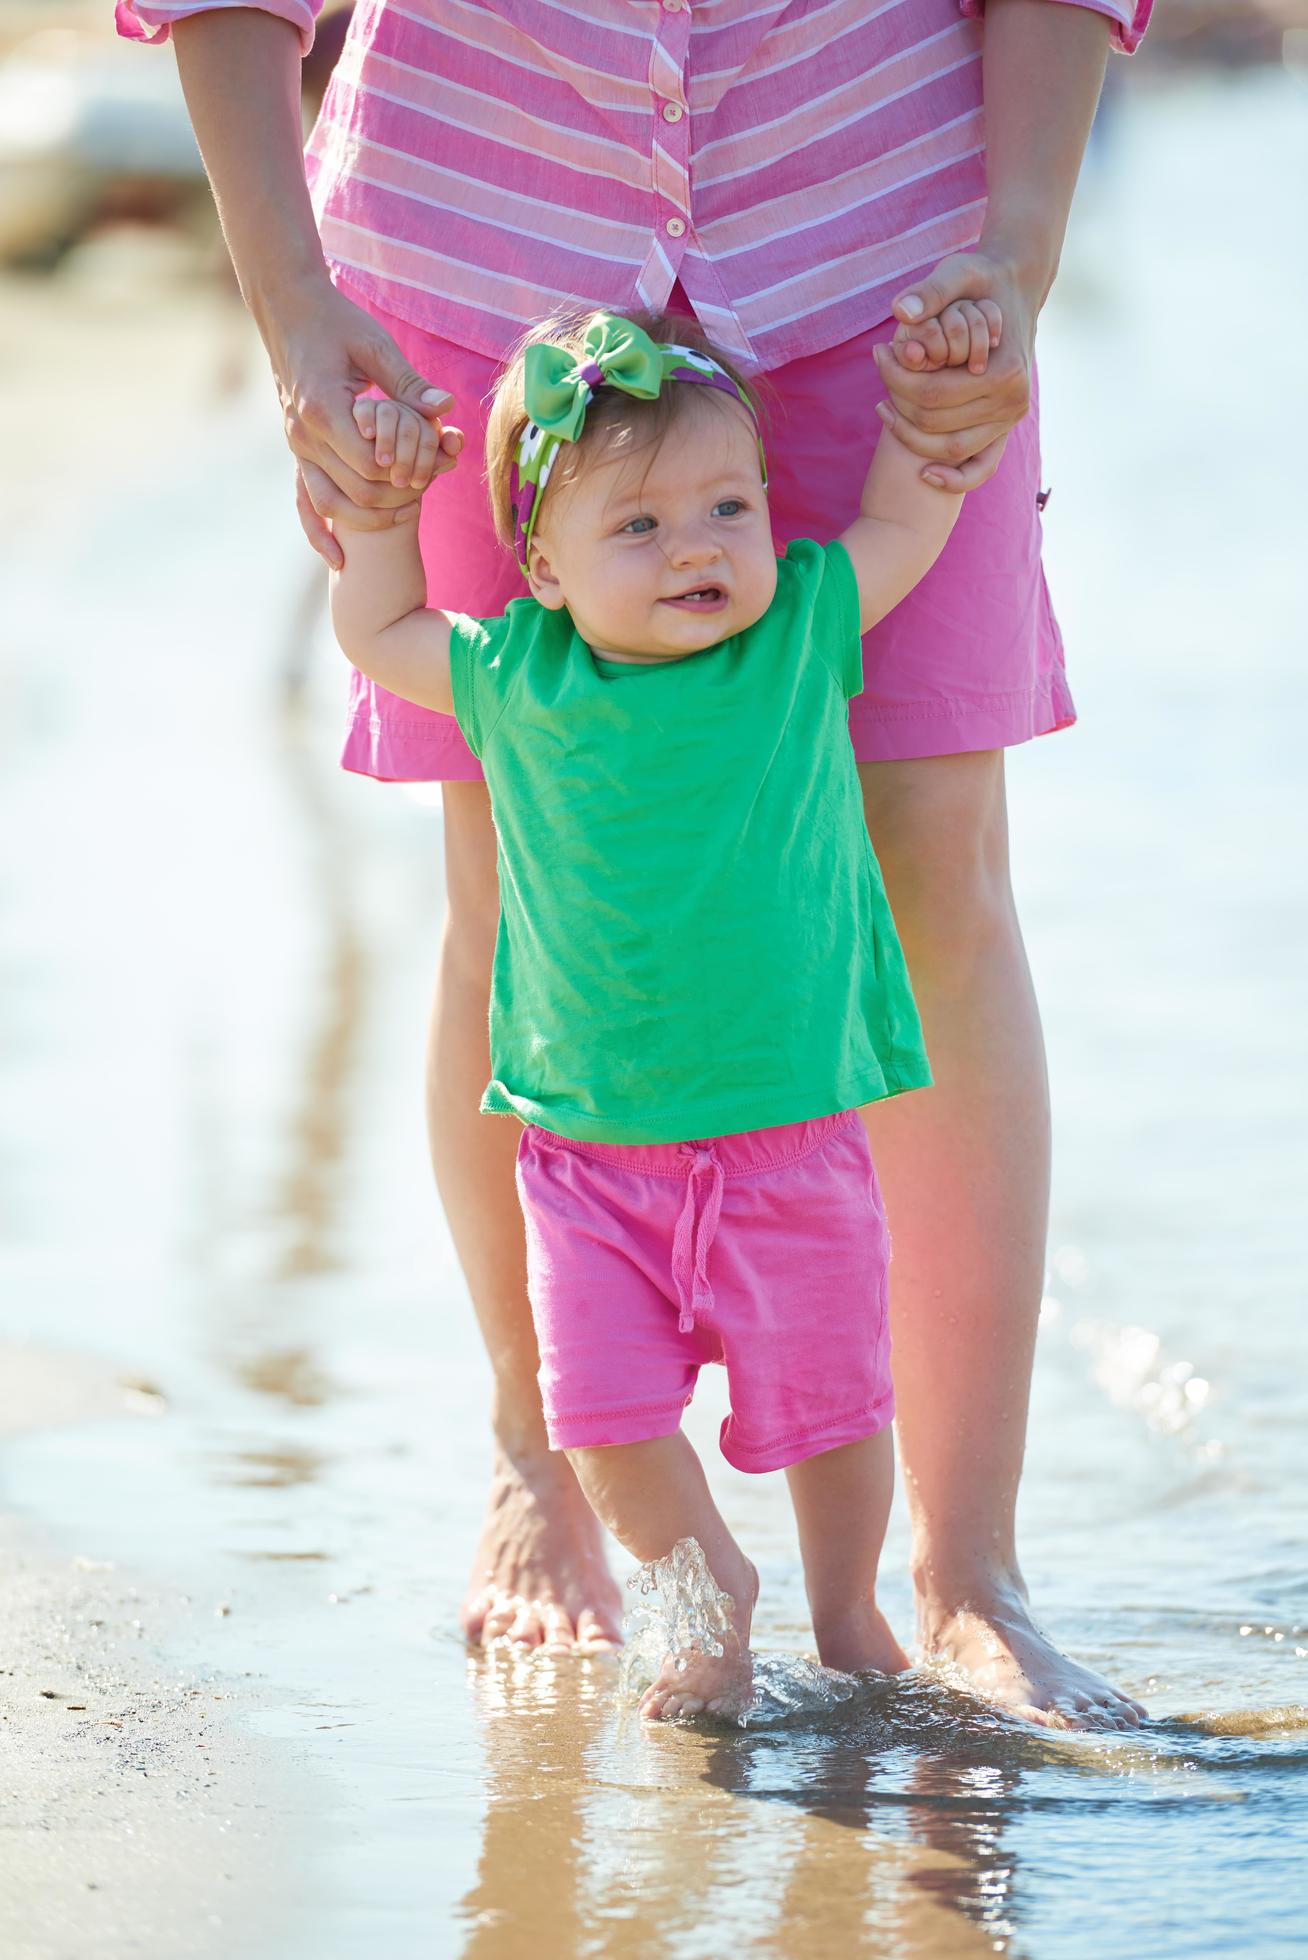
[510,310,765,574]
[522,315,665,442]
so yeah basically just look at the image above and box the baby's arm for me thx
[328,404,464,714]
[838,419,1005,633]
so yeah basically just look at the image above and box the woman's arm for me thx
[171,10,455,565]
[871,0,1113,489]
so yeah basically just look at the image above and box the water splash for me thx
[619,1538,865,1728]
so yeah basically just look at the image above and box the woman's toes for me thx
[504,1601,546,1647]
[539,1602,575,1653]
[462,1586,493,1641]
[480,1596,523,1644]
[574,1607,621,1652]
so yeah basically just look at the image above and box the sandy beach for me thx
[2,63,1307,1960]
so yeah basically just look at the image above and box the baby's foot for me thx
[811,1597,911,1678]
[640,1559,758,1722]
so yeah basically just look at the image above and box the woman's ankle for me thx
[910,1542,1031,1632]
[488,1385,559,1469]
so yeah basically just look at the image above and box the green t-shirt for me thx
[448,537,930,1145]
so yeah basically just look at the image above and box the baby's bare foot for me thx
[811,1598,911,1678]
[640,1557,758,1722]
[919,1581,1147,1732]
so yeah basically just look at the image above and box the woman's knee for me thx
[859,749,1017,958]
[440,779,501,981]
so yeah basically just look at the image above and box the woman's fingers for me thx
[921,432,1009,493]
[876,391,1012,464]
[891,249,993,327]
[295,461,344,569]
[872,341,1030,439]
[300,453,414,533]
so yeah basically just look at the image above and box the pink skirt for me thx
[338,284,1073,782]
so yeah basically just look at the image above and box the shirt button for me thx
[666,217,686,238]
[661,101,684,124]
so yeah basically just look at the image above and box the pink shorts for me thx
[339,284,1072,783]
[516,1113,894,1475]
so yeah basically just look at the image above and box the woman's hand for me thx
[266,275,459,569]
[872,250,1040,493]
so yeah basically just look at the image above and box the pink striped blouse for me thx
[119,0,1148,373]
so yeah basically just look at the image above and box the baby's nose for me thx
[671,528,722,565]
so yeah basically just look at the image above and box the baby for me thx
[332,307,1004,1719]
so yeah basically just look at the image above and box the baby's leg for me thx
[785,1430,909,1675]
[567,1434,758,1720]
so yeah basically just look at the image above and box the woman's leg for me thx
[784,1432,907,1675]
[860,749,1146,1729]
[430,779,623,1651]
[567,1433,758,1720]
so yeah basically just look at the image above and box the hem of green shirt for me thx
[479,1059,932,1146]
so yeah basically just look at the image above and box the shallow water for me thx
[2,68,1307,1958]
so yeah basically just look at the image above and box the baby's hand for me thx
[890,299,1003,376]
[351,393,463,492]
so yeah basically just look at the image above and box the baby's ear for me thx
[526,540,567,610]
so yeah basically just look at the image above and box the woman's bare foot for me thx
[462,1446,624,1654]
[640,1558,759,1722]
[917,1573,1147,1731]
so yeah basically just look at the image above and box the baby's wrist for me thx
[332,495,424,535]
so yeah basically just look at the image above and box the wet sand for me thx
[0,1507,328,1959]
[2,67,1307,1960]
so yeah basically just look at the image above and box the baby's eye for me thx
[713,499,745,518]
[621,515,656,535]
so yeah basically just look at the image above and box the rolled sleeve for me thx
[115,0,320,56]
[959,0,1151,55]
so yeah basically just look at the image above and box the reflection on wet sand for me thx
[458,1654,1308,1960]
[266,708,367,1286]
[459,1662,1019,1958]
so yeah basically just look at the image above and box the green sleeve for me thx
[446,614,485,757]
[447,606,527,759]
[776,537,865,701]
[820,539,865,701]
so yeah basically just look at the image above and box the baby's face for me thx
[526,399,777,663]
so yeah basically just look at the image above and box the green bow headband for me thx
[510,312,766,573]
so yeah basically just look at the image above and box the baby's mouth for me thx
[660,585,727,611]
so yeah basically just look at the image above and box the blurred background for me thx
[1,10,1306,1958]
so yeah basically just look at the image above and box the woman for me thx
[122,0,1148,1726]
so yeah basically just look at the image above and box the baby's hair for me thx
[484,307,766,554]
